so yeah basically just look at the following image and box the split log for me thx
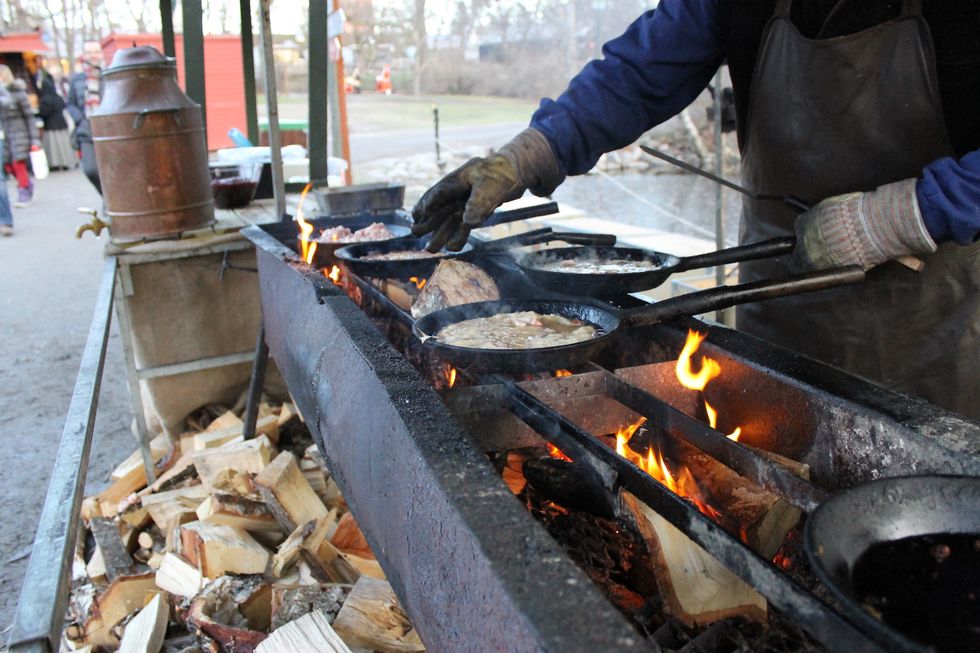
[193,414,279,451]
[86,547,107,585]
[180,521,271,577]
[97,435,173,516]
[155,552,207,598]
[270,584,350,631]
[118,593,168,653]
[186,575,270,651]
[89,518,136,581]
[192,435,273,494]
[94,573,159,627]
[253,452,328,532]
[256,610,352,653]
[277,402,296,428]
[332,576,425,653]
[619,491,766,627]
[206,409,243,433]
[141,484,210,530]
[196,493,282,535]
[271,521,318,578]
[331,512,375,560]
[141,453,198,495]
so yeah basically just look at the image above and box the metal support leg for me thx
[242,324,270,440]
[113,265,156,484]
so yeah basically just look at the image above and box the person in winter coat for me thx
[38,73,74,170]
[0,84,19,235]
[66,41,103,194]
[0,65,41,207]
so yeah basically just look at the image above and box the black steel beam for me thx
[239,0,259,145]
[308,0,329,181]
[159,0,175,58]
[182,0,207,149]
[8,258,117,653]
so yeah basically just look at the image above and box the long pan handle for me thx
[672,237,796,272]
[622,265,865,328]
[482,201,560,227]
[519,231,618,247]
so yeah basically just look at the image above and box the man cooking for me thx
[411,0,979,419]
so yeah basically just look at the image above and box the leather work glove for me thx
[412,128,561,251]
[795,179,937,271]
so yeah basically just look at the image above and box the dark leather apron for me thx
[736,0,980,419]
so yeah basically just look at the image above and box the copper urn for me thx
[91,46,214,240]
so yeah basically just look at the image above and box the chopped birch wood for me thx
[206,410,244,432]
[155,552,207,597]
[91,573,159,633]
[271,521,317,578]
[141,484,210,530]
[97,436,172,516]
[332,577,425,653]
[118,593,168,653]
[196,493,283,534]
[253,452,328,531]
[89,518,136,582]
[331,512,375,560]
[193,414,279,451]
[192,435,273,494]
[180,521,271,578]
[256,610,352,653]
[619,491,767,626]
[270,584,351,631]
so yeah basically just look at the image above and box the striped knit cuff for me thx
[860,179,937,262]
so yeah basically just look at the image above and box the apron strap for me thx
[774,0,792,17]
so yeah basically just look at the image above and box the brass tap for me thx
[75,208,108,239]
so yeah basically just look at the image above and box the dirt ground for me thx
[0,168,133,634]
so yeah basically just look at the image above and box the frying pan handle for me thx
[479,227,554,251]
[674,237,796,272]
[623,265,865,327]
[482,201,561,227]
[518,231,618,247]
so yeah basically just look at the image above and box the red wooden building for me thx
[103,33,248,150]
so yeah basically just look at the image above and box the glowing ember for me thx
[325,265,342,285]
[612,416,720,519]
[548,443,572,462]
[554,369,573,377]
[676,329,742,441]
[409,276,427,290]
[445,366,457,388]
[295,183,317,265]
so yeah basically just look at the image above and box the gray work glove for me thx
[412,127,562,251]
[795,179,937,271]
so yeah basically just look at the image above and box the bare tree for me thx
[411,0,425,96]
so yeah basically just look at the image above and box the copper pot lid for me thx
[103,45,176,76]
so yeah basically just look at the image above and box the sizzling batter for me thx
[435,311,597,349]
[533,257,662,274]
[363,249,441,260]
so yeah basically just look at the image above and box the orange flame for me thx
[445,366,457,388]
[325,265,342,285]
[295,183,317,265]
[548,443,572,462]
[612,416,720,519]
[554,369,573,377]
[409,276,427,290]
[676,329,742,441]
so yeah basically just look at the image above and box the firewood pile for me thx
[64,402,426,653]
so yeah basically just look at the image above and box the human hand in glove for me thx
[412,128,561,251]
[795,179,936,271]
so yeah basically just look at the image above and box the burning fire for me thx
[445,366,457,388]
[295,183,317,265]
[409,276,427,290]
[675,330,741,442]
[548,443,572,462]
[613,416,720,519]
[554,369,573,377]
[325,265,342,285]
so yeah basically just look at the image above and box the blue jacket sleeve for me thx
[917,150,980,245]
[529,0,726,178]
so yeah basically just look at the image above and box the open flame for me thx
[445,366,457,388]
[325,265,342,285]
[295,183,317,265]
[676,329,741,442]
[613,416,721,519]
[409,276,427,290]
[548,443,572,462]
[554,369,573,378]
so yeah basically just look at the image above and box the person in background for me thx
[38,69,74,171]
[412,2,979,419]
[66,40,103,193]
[0,64,41,208]
[0,83,19,235]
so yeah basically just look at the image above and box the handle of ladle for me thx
[624,265,866,327]
[674,236,796,272]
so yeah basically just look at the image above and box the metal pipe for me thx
[159,0,176,58]
[259,0,286,219]
[242,326,270,440]
[712,68,730,325]
[240,0,260,145]
[8,258,117,653]
[182,0,207,150]
[309,0,329,181]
